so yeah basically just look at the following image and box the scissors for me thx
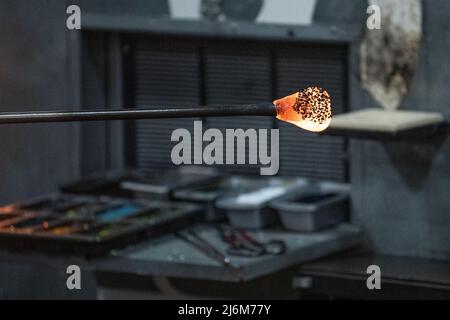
[218,225,286,258]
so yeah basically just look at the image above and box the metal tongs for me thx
[176,229,234,268]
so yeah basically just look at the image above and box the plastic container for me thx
[270,182,349,232]
[173,176,269,221]
[215,178,309,229]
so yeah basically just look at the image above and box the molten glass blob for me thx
[274,87,332,132]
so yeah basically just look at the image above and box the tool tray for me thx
[0,194,201,256]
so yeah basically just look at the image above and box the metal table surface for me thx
[93,224,363,283]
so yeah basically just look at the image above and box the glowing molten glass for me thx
[274,87,332,132]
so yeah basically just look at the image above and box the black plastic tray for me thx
[60,172,132,198]
[60,169,220,200]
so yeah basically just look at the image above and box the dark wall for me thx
[0,0,170,203]
[349,0,450,259]
[0,0,80,204]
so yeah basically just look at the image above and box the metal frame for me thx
[83,14,362,44]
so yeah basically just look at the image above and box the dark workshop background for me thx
[0,0,449,265]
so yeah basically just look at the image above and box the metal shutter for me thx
[203,43,273,174]
[131,37,347,181]
[133,40,201,170]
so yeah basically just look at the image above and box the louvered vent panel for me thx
[204,44,273,174]
[134,41,201,170]
[276,45,347,181]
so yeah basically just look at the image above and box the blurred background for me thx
[0,0,449,300]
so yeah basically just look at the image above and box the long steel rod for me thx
[0,104,276,124]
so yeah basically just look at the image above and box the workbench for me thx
[0,223,362,299]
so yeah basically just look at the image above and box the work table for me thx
[0,223,362,299]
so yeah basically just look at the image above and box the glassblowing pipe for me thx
[0,87,332,133]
